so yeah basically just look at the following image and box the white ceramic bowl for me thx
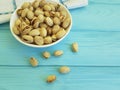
[10,0,72,48]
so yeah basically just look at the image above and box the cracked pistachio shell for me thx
[13,26,20,35]
[47,27,52,36]
[51,34,57,42]
[22,26,32,35]
[22,35,33,43]
[33,19,40,28]
[17,9,22,16]
[21,8,29,18]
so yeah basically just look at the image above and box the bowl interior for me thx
[10,0,72,48]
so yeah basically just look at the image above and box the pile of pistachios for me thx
[13,0,71,46]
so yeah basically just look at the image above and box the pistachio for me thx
[17,9,22,16]
[62,18,70,28]
[29,29,40,36]
[21,2,30,9]
[33,19,40,28]
[20,22,27,31]
[34,36,44,45]
[13,26,20,35]
[15,19,21,26]
[56,28,66,39]
[35,9,44,16]
[40,23,48,28]
[54,50,63,56]
[39,0,46,7]
[38,14,45,23]
[47,27,52,35]
[55,12,60,17]
[51,34,57,42]
[47,75,56,83]
[32,0,39,8]
[45,17,53,26]
[21,8,29,18]
[30,57,38,67]
[72,42,78,52]
[22,26,32,35]
[49,4,55,11]
[44,11,50,17]
[24,17,30,25]
[59,66,70,74]
[43,4,51,11]
[44,36,52,44]
[22,35,33,43]
[53,17,61,25]
[21,25,31,34]
[52,25,60,34]
[43,51,51,59]
[60,10,67,17]
[29,6,34,11]
[39,27,47,37]
[27,10,34,20]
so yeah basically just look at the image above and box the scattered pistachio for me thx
[30,57,38,67]
[72,42,79,52]
[47,75,56,83]
[43,51,51,59]
[59,66,70,74]
[54,50,63,56]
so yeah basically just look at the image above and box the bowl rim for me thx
[10,0,72,48]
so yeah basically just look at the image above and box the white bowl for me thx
[10,0,72,48]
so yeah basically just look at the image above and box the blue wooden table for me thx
[0,0,120,90]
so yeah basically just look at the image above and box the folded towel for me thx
[0,0,88,24]
[15,0,88,9]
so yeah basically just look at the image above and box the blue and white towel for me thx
[0,0,88,24]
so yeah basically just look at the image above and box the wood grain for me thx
[0,0,120,89]
[0,28,120,66]
[0,66,120,90]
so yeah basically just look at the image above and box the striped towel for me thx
[0,0,88,24]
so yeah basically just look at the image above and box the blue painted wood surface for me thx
[0,0,120,89]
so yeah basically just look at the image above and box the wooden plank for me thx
[0,28,120,66]
[71,0,120,31]
[0,66,120,90]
